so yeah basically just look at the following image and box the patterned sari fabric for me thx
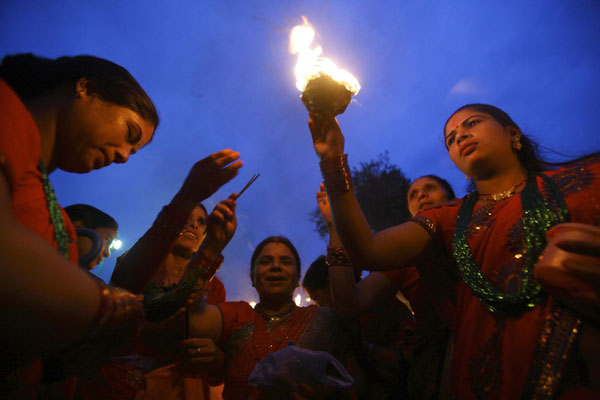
[218,302,358,400]
[414,156,600,399]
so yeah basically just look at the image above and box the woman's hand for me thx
[317,183,333,228]
[308,112,345,160]
[535,223,600,319]
[179,337,223,373]
[173,149,242,207]
[202,196,237,258]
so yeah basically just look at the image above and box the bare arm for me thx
[317,184,408,318]
[0,171,100,359]
[309,114,434,271]
[187,304,224,343]
[111,150,242,293]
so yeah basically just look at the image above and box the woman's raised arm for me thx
[309,113,434,270]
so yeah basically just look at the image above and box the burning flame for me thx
[289,16,360,94]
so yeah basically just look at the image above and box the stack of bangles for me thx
[326,245,350,267]
[49,278,144,376]
[189,249,224,282]
[154,204,191,235]
[320,154,354,199]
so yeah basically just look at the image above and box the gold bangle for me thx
[326,245,350,267]
[320,154,354,199]
[45,278,144,379]
[189,249,224,281]
[153,204,189,235]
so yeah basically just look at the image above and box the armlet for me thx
[409,215,438,236]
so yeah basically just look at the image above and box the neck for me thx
[24,93,63,173]
[163,246,194,282]
[256,297,296,317]
[473,163,527,196]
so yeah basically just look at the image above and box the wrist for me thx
[320,154,354,200]
[190,249,224,281]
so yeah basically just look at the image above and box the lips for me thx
[181,230,199,240]
[418,201,433,211]
[265,276,286,283]
[460,141,477,157]
[99,148,113,168]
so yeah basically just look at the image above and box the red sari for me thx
[414,156,600,399]
[0,79,79,398]
[218,303,355,399]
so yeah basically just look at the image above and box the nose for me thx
[417,190,428,200]
[101,243,110,258]
[114,146,133,164]
[456,132,469,146]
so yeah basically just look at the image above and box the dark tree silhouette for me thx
[309,151,412,239]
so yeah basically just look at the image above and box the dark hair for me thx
[0,53,159,128]
[409,174,456,201]
[445,103,599,192]
[302,255,328,291]
[64,203,118,231]
[197,203,207,218]
[250,236,301,283]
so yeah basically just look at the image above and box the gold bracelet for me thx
[189,249,224,281]
[320,154,354,199]
[153,204,189,235]
[45,278,144,379]
[326,245,351,267]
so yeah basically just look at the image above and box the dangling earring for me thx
[512,137,522,151]
[466,174,471,181]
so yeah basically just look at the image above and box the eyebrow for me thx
[445,114,487,141]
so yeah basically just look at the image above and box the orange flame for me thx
[289,16,360,95]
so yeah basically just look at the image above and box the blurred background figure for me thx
[64,203,118,271]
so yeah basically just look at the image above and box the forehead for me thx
[409,177,440,192]
[191,205,207,220]
[94,226,117,239]
[445,109,491,133]
[258,242,294,259]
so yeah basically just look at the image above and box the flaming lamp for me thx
[290,17,360,116]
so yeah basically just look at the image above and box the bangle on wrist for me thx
[190,249,224,281]
[326,245,350,267]
[47,278,144,378]
[320,154,354,199]
[153,204,189,235]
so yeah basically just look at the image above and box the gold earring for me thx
[512,138,522,151]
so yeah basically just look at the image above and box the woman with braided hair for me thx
[307,104,600,399]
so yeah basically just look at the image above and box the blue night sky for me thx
[2,1,599,303]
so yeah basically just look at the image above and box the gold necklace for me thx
[479,179,527,202]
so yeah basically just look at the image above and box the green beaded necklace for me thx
[452,172,569,315]
[38,160,70,258]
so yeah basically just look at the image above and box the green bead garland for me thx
[38,160,70,258]
[452,172,568,315]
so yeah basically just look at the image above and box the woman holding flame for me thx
[307,104,600,399]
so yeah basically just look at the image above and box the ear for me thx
[508,126,522,140]
[74,77,91,98]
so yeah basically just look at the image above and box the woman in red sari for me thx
[307,103,600,399]
[189,236,361,399]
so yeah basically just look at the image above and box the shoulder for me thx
[0,79,41,192]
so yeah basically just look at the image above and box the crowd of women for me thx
[0,52,598,400]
